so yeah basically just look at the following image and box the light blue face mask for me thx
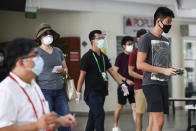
[0,56,4,62]
[32,56,44,76]
[97,39,105,49]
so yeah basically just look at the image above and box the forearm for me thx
[0,122,38,131]
[61,60,68,76]
[76,75,85,92]
[76,80,83,92]
[76,70,86,93]
[137,62,165,74]
[116,72,126,81]
[111,73,123,85]
[129,70,143,79]
[108,68,123,85]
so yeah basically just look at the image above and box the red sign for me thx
[70,52,79,61]
[124,16,153,35]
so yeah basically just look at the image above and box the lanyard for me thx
[92,52,105,73]
[9,74,45,119]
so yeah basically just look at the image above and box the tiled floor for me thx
[71,109,196,131]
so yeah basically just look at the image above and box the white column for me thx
[168,21,185,107]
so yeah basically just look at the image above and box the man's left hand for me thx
[58,114,77,128]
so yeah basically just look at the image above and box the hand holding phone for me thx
[175,69,184,75]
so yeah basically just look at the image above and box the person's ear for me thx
[136,37,140,42]
[156,18,162,27]
[16,59,25,68]
[92,40,96,46]
[122,44,126,49]
[40,36,44,43]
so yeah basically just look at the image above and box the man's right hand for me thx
[126,79,134,86]
[36,112,57,130]
[75,92,81,104]
[163,68,177,76]
[120,83,129,96]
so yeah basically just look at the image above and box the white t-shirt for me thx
[0,72,50,128]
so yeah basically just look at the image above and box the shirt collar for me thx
[90,49,103,56]
[10,72,33,88]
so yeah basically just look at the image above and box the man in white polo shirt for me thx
[0,38,76,131]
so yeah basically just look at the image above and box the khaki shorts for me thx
[134,89,146,114]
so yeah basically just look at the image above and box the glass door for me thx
[183,37,196,99]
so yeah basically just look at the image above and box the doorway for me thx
[56,37,80,87]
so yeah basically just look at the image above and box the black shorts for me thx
[143,84,169,114]
[117,85,135,105]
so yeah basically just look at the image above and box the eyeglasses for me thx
[94,36,105,40]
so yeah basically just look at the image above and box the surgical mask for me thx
[31,56,44,76]
[126,45,133,53]
[0,56,4,62]
[160,21,171,33]
[42,35,53,45]
[97,39,105,49]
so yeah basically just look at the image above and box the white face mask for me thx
[42,35,53,45]
[97,39,105,49]
[24,56,44,76]
[126,45,133,53]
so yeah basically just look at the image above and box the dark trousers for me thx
[85,93,106,131]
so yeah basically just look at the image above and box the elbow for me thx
[137,62,142,70]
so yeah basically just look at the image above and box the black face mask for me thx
[160,21,172,33]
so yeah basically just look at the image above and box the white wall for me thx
[0,10,195,111]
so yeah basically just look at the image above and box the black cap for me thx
[136,29,147,38]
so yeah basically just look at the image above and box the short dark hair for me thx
[136,29,147,38]
[89,30,102,42]
[5,38,38,71]
[154,7,175,25]
[121,36,134,46]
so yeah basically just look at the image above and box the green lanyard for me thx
[92,52,105,73]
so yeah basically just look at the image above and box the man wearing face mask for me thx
[0,38,76,131]
[76,30,129,131]
[112,36,135,131]
[35,23,70,131]
[0,49,8,82]
[137,7,180,131]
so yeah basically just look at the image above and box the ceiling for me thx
[0,0,26,12]
[1,0,196,20]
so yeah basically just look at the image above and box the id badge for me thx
[102,72,108,81]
